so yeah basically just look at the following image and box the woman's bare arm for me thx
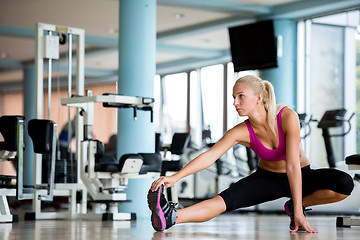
[151,123,248,191]
[283,108,317,233]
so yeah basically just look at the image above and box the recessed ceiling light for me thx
[0,53,8,58]
[108,28,118,34]
[174,13,184,19]
[200,38,211,43]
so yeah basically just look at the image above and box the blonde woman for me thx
[147,75,353,233]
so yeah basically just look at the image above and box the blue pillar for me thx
[117,0,156,219]
[117,0,155,157]
[261,19,297,109]
[23,64,35,186]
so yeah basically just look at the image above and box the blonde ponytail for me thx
[262,80,277,135]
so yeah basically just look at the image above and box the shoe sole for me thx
[147,185,166,231]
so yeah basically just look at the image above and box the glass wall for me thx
[308,22,345,167]
[304,11,358,168]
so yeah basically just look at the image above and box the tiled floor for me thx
[1,213,360,240]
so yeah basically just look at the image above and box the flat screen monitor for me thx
[228,20,278,72]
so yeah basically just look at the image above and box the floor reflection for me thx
[0,214,359,240]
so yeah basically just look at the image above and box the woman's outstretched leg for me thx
[176,195,226,223]
[147,185,226,231]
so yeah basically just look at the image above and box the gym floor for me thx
[1,213,359,240]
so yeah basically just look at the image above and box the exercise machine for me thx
[0,116,57,222]
[317,109,354,168]
[337,154,360,227]
[32,22,159,220]
[61,90,158,220]
[26,22,88,220]
[298,113,316,139]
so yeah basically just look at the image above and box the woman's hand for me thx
[151,175,177,192]
[291,212,318,234]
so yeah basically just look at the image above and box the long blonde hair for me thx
[235,75,285,136]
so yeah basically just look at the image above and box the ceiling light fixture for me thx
[0,53,8,59]
[174,13,184,19]
[108,28,118,34]
[200,38,211,43]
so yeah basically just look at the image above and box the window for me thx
[162,73,188,144]
[189,71,202,147]
[226,62,257,130]
[357,32,360,153]
[200,64,224,142]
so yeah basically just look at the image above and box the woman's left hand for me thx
[291,213,318,234]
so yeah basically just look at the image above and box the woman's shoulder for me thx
[280,107,300,130]
[280,107,298,119]
[225,121,250,145]
[232,121,249,131]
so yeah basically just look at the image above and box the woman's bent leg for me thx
[301,167,353,207]
[176,195,226,224]
[302,190,348,207]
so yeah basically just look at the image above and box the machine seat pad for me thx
[345,154,360,165]
[0,142,6,150]
[95,162,120,172]
[0,175,16,188]
[86,155,120,172]
[86,153,144,173]
[28,119,55,154]
[0,115,25,152]
[161,160,182,176]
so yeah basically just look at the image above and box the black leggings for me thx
[219,165,354,211]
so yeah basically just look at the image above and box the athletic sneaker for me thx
[284,199,311,231]
[147,185,178,231]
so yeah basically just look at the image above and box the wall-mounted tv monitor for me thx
[228,20,278,72]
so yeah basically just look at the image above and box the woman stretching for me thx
[147,75,354,233]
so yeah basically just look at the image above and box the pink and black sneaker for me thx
[284,199,310,231]
[147,185,178,231]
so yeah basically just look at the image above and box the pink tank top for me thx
[244,107,287,162]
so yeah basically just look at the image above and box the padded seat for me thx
[93,140,120,172]
[139,152,161,174]
[0,175,16,188]
[89,140,145,174]
[169,133,191,155]
[161,132,191,176]
[28,119,55,154]
[0,115,25,160]
[26,119,57,201]
[345,154,360,165]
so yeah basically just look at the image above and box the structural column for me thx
[23,64,35,186]
[117,0,156,219]
[117,0,156,156]
[261,19,297,108]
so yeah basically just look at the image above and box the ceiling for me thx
[0,0,360,92]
